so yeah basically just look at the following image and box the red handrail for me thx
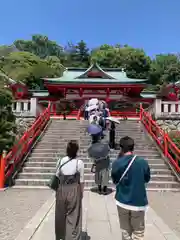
[140,104,180,172]
[110,111,140,118]
[77,109,81,120]
[1,102,51,186]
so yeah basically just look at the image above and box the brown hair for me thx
[66,140,79,159]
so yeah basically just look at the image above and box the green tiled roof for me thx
[43,63,148,84]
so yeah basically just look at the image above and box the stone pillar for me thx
[12,102,16,112]
[24,101,28,111]
[170,103,176,114]
[30,98,37,117]
[178,102,180,113]
[154,99,161,118]
[16,102,21,113]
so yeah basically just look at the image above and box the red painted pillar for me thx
[79,88,83,98]
[52,102,56,116]
[0,151,7,189]
[64,88,67,98]
[139,103,142,121]
[106,88,110,103]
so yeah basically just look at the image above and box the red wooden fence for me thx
[140,105,180,173]
[0,103,51,188]
[110,111,139,118]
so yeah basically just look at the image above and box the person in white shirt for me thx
[55,140,84,240]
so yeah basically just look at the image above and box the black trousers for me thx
[109,130,115,149]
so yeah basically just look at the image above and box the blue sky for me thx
[0,0,179,57]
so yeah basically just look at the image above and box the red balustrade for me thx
[140,105,180,173]
[0,103,51,188]
[110,111,139,118]
[77,109,81,120]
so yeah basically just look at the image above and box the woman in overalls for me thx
[55,140,84,240]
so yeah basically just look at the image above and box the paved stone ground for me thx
[1,189,180,240]
[0,188,52,240]
[21,191,179,240]
[148,191,180,238]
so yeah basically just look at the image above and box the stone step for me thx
[25,162,170,169]
[108,154,161,158]
[34,147,158,152]
[36,142,156,148]
[29,150,160,158]
[49,127,81,129]
[47,129,83,133]
[50,122,80,125]
[42,137,80,140]
[25,160,169,168]
[45,132,81,135]
[15,178,180,189]
[47,127,81,130]
[17,172,177,182]
[22,166,173,175]
[85,155,162,159]
[43,134,146,138]
[32,148,158,153]
[79,139,150,144]
[27,157,163,163]
[45,131,145,136]
[53,134,144,137]
[23,167,56,173]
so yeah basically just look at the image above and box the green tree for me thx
[63,42,77,67]
[0,79,16,153]
[45,56,65,74]
[162,62,180,84]
[75,40,90,67]
[91,45,151,78]
[0,45,18,57]
[14,34,63,59]
[149,54,180,85]
[91,45,115,67]
[63,40,90,67]
[0,51,64,88]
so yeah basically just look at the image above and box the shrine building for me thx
[10,62,157,117]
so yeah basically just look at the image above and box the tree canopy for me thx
[14,35,63,59]
[0,77,16,153]
[0,34,180,88]
[0,51,64,89]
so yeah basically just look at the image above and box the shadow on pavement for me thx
[82,231,91,239]
[90,187,113,195]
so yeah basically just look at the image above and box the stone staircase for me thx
[15,119,180,191]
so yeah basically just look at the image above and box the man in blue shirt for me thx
[111,136,150,240]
